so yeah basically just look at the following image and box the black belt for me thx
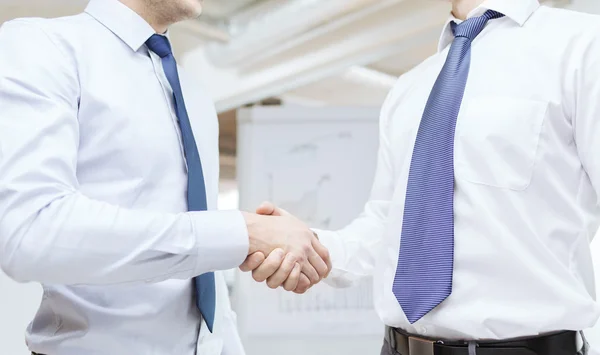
[385,326,578,355]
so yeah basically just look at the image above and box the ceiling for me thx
[0,0,588,111]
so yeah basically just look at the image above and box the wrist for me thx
[242,212,262,254]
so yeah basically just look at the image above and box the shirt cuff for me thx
[312,228,339,257]
[312,228,354,288]
[190,210,249,274]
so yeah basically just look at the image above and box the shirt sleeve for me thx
[0,20,248,285]
[314,82,400,288]
[574,29,600,204]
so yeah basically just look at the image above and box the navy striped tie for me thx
[145,34,216,332]
[393,10,504,324]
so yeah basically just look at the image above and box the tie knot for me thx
[146,34,172,58]
[451,10,504,40]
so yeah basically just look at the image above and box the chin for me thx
[187,0,203,17]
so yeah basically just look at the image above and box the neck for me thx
[119,0,169,33]
[451,0,485,20]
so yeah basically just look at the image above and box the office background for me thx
[2,0,600,354]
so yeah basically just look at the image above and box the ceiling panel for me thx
[368,40,438,77]
[283,66,394,106]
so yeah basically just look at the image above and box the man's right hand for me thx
[241,211,330,291]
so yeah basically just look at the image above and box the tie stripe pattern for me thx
[392,10,504,324]
[145,34,216,332]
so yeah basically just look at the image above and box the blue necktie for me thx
[392,11,504,324]
[146,34,216,332]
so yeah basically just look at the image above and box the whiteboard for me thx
[234,105,384,355]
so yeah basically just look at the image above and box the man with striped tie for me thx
[0,0,332,354]
[244,0,600,354]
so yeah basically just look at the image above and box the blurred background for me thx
[2,0,600,354]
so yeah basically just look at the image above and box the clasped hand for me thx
[240,202,331,294]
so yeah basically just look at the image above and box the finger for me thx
[252,249,285,282]
[239,252,266,272]
[294,273,311,294]
[282,263,301,291]
[312,237,332,278]
[300,260,320,284]
[256,201,277,215]
[256,202,293,217]
[266,253,298,289]
[307,247,329,280]
[276,207,292,217]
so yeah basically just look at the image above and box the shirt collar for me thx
[85,0,157,52]
[437,0,540,52]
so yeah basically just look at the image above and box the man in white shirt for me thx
[243,0,600,354]
[0,0,331,354]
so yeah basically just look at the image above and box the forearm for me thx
[0,191,248,285]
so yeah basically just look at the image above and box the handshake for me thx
[239,202,332,294]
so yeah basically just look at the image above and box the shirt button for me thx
[420,326,428,335]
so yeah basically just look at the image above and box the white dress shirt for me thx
[317,0,600,345]
[0,0,249,354]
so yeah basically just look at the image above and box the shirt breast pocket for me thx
[455,96,548,191]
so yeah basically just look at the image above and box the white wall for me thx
[0,274,41,354]
[567,0,600,13]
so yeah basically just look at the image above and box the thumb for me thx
[256,201,277,215]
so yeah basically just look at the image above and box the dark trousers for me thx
[381,339,400,355]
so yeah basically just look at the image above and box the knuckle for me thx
[319,263,328,274]
[292,251,307,264]
[283,280,295,291]
[302,243,313,254]
[253,270,266,282]
[295,286,308,294]
[287,254,301,265]
[299,277,310,288]
[297,255,309,266]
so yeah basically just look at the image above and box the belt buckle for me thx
[408,336,435,355]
